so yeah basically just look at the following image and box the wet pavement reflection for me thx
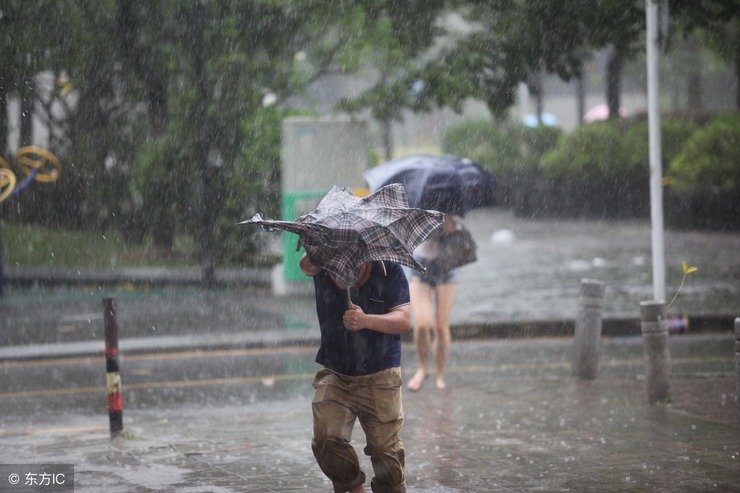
[0,335,737,492]
[1,209,739,491]
[456,208,740,323]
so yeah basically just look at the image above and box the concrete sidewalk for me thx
[0,335,738,492]
[2,238,739,491]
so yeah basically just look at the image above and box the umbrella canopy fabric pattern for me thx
[240,183,444,286]
[364,154,496,216]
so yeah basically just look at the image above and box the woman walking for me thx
[406,213,461,391]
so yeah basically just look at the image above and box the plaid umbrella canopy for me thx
[240,183,444,287]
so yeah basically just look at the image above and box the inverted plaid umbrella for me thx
[240,183,444,289]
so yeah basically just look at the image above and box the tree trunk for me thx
[534,68,544,124]
[526,65,544,125]
[0,84,7,156]
[687,73,702,111]
[20,75,34,146]
[736,42,740,110]
[606,46,623,119]
[576,74,586,125]
[117,0,173,248]
[382,118,392,161]
[686,36,703,112]
[117,0,169,137]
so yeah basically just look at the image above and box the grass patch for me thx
[2,222,199,268]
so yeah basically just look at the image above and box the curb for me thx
[3,266,272,289]
[450,315,737,340]
[0,330,321,362]
[1,316,734,363]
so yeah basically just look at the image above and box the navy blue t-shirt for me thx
[312,261,410,376]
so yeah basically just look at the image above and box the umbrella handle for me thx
[347,287,352,309]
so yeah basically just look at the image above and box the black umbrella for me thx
[364,154,496,215]
[240,184,444,288]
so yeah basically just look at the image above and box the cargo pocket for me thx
[312,368,334,403]
[371,369,402,423]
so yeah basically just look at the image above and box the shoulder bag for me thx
[427,223,477,274]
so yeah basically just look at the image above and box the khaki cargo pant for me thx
[312,367,406,493]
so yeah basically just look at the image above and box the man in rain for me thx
[299,253,410,493]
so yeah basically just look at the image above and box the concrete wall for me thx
[281,117,368,193]
[279,117,369,285]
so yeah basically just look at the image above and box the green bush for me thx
[441,119,521,179]
[441,120,561,208]
[624,118,698,178]
[668,112,740,193]
[541,121,635,184]
[508,124,562,175]
[441,121,560,180]
[442,113,738,225]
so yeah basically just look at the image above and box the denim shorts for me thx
[410,257,456,287]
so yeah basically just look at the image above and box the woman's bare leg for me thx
[432,282,457,389]
[408,280,433,391]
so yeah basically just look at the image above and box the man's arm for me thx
[342,303,411,335]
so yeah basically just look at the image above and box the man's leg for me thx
[358,368,406,493]
[312,369,366,493]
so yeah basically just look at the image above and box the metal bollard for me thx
[572,279,606,379]
[735,318,740,419]
[104,298,124,438]
[640,301,671,404]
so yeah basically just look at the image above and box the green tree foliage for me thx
[359,0,644,121]
[0,0,72,150]
[668,0,740,109]
[348,1,739,123]
[4,1,739,265]
[335,0,447,123]
[2,0,399,263]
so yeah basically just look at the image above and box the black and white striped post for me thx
[104,298,124,437]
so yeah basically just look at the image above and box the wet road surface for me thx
[0,334,737,492]
[457,208,740,323]
[1,209,739,490]
[3,208,739,351]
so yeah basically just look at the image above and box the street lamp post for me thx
[646,0,666,303]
